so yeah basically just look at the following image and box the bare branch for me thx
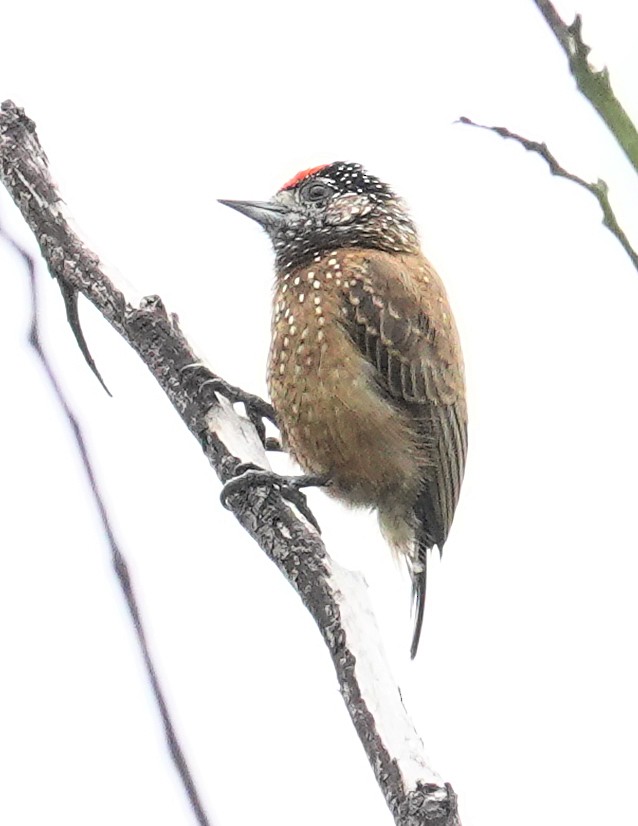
[532,0,638,175]
[0,221,213,826]
[0,100,461,826]
[459,116,638,273]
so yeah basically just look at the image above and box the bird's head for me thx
[219,162,419,271]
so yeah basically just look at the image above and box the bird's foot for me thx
[220,463,328,533]
[180,363,278,448]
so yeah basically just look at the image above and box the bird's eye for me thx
[300,181,333,202]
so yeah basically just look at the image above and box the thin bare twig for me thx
[532,0,638,175]
[58,277,112,395]
[459,116,638,273]
[0,221,213,826]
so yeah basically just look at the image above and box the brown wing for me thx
[343,251,467,548]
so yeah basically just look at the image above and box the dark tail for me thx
[411,473,448,658]
[410,558,427,659]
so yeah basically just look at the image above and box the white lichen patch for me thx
[205,396,271,469]
[325,557,445,793]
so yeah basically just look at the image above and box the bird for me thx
[219,162,467,658]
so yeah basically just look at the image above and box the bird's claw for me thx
[180,363,277,447]
[220,463,326,533]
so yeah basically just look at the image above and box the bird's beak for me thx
[218,199,288,230]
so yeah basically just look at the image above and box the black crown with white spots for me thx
[282,162,392,199]
[271,162,419,271]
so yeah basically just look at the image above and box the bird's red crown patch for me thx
[279,164,330,192]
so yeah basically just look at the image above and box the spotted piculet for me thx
[220,162,467,657]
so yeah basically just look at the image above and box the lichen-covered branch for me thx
[532,0,638,175]
[0,100,460,826]
[459,116,638,273]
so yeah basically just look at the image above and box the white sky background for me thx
[1,0,637,824]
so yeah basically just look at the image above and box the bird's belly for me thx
[269,342,422,510]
